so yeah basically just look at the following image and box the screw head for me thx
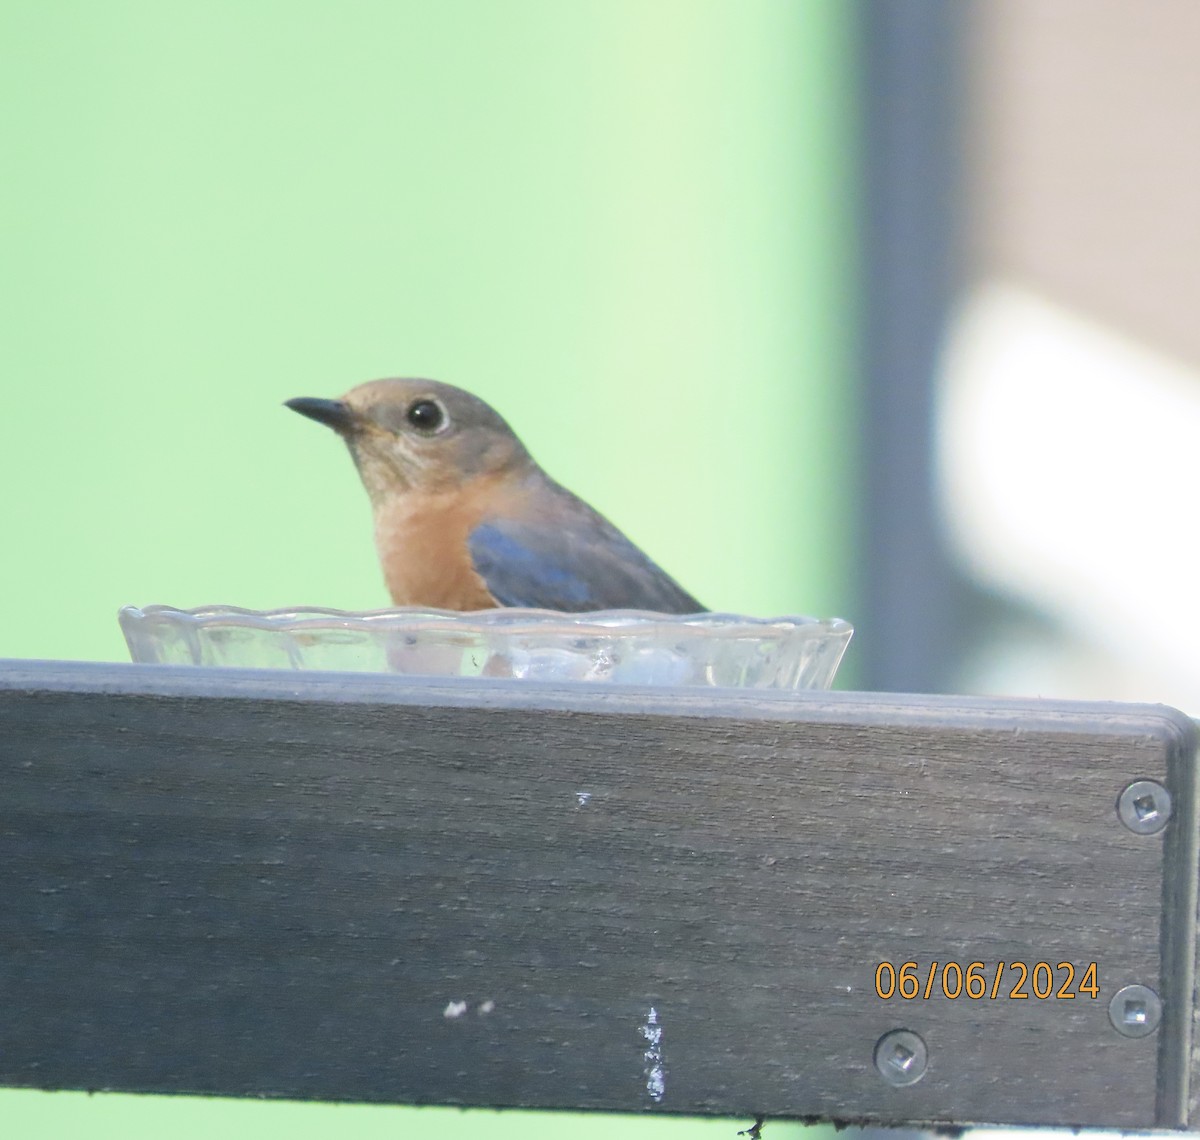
[1108,984,1162,1037]
[874,1029,928,1086]
[1117,780,1172,835]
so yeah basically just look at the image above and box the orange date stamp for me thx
[874,960,1100,1000]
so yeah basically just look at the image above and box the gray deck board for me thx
[1,660,1195,1129]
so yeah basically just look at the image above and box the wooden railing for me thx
[2,659,1195,1130]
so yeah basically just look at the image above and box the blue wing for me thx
[467,490,704,614]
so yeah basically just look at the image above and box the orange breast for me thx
[372,482,501,610]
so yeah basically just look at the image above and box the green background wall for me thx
[1,0,857,1134]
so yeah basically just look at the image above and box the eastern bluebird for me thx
[286,379,705,614]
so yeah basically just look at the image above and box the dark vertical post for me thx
[857,0,969,693]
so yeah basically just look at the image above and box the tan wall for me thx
[970,0,1200,368]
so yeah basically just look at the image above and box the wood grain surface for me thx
[0,659,1195,1129]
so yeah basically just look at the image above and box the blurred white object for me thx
[119,605,852,691]
[938,281,1200,709]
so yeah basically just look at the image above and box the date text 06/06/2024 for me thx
[875,961,1100,1001]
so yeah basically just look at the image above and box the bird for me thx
[285,379,705,614]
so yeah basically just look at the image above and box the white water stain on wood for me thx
[640,1006,665,1102]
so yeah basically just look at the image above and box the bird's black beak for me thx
[285,397,358,434]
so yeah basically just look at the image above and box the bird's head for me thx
[286,378,533,504]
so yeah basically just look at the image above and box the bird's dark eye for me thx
[405,398,446,434]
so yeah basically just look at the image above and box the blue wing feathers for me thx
[466,483,704,614]
[468,523,597,609]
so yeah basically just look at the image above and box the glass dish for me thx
[119,605,852,690]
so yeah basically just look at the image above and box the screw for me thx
[1108,984,1162,1038]
[1117,780,1172,835]
[874,1029,928,1086]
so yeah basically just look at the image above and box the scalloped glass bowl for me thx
[119,605,853,690]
